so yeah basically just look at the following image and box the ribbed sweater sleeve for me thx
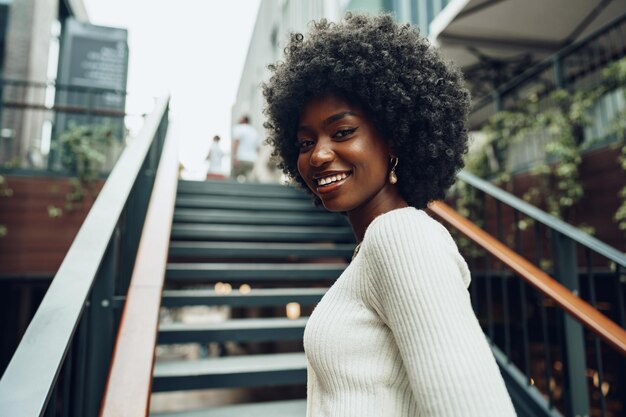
[306,361,317,416]
[362,210,517,416]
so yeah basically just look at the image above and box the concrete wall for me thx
[2,0,59,166]
[0,0,88,168]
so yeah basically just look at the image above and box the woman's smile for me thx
[314,170,352,194]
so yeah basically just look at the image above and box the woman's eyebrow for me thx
[298,111,358,132]
[323,111,358,126]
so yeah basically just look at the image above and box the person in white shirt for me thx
[231,115,259,181]
[206,135,225,178]
[262,12,518,416]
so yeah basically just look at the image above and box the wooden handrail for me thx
[99,130,179,417]
[429,200,626,356]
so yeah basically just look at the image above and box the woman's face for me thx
[296,94,395,214]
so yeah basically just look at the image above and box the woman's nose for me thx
[310,138,334,167]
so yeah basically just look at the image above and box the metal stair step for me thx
[152,352,307,392]
[177,185,308,200]
[169,241,355,259]
[178,179,304,194]
[161,287,328,307]
[175,195,320,212]
[166,263,346,282]
[150,399,306,417]
[158,317,308,344]
[173,208,347,226]
[170,224,354,242]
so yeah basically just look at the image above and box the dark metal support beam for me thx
[551,230,590,417]
[439,33,562,52]
[564,0,614,45]
[83,232,119,417]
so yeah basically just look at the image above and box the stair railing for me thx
[99,111,178,417]
[0,95,170,417]
[433,169,626,417]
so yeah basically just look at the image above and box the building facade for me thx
[0,0,89,168]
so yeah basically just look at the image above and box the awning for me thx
[429,0,626,99]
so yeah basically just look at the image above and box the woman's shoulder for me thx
[361,206,471,288]
[364,207,451,244]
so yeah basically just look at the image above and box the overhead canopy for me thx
[429,0,626,98]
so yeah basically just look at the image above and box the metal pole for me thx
[82,226,120,417]
[551,229,590,417]
[0,79,4,153]
[553,54,565,88]
[493,91,503,112]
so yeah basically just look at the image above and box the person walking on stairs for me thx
[206,134,225,179]
[231,115,259,182]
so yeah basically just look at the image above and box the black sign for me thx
[52,18,129,169]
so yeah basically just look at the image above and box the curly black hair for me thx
[262,12,470,208]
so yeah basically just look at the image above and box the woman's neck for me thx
[347,188,408,243]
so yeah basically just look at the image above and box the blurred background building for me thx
[236,0,625,182]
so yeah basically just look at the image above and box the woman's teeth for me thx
[317,172,349,186]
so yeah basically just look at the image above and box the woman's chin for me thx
[320,197,352,213]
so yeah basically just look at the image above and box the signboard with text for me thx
[52,18,128,169]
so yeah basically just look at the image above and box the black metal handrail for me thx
[0,77,128,95]
[457,170,626,269]
[0,95,170,417]
[449,170,626,417]
[0,78,141,173]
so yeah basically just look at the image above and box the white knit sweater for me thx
[303,207,517,417]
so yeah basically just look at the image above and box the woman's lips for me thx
[315,172,352,195]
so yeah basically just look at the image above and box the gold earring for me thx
[389,157,398,184]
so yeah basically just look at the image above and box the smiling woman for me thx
[263,12,517,417]
[296,94,407,222]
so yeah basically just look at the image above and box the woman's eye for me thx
[297,140,314,151]
[333,127,357,139]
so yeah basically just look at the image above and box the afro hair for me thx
[262,12,470,208]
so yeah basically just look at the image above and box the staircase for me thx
[150,179,355,416]
[145,177,626,417]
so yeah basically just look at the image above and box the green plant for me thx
[468,86,599,222]
[524,88,599,219]
[604,59,626,236]
[50,123,117,214]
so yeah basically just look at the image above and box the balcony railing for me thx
[441,170,626,417]
[0,78,149,175]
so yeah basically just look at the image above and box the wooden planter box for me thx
[0,175,104,276]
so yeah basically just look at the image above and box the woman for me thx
[263,13,517,417]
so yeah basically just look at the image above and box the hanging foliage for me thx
[466,65,618,225]
[49,123,118,215]
[604,59,626,236]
